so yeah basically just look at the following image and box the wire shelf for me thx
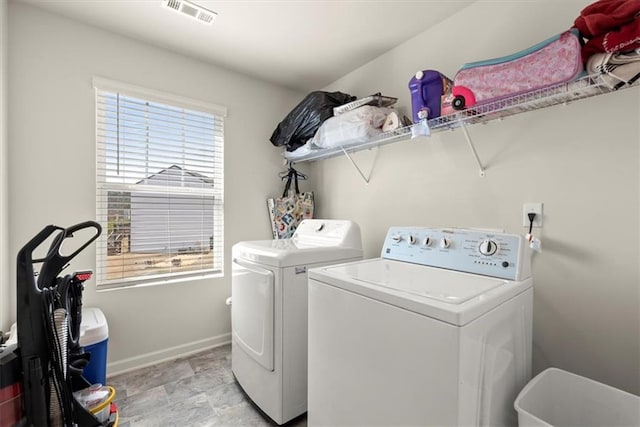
[284,126,412,162]
[428,74,612,131]
[285,74,638,164]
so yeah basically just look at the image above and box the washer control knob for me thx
[479,239,498,256]
[391,234,402,243]
[440,237,451,249]
[408,234,416,245]
[423,236,432,247]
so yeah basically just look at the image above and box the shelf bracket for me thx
[460,124,485,177]
[340,146,379,184]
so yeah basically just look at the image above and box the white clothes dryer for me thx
[308,227,533,427]
[231,219,362,425]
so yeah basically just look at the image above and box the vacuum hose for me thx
[49,308,68,427]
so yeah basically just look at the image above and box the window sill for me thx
[96,270,223,292]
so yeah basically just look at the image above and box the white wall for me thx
[316,0,640,394]
[6,2,303,372]
[0,0,8,332]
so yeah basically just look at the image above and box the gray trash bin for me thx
[514,368,640,427]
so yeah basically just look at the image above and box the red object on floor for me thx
[0,344,23,427]
[0,383,23,427]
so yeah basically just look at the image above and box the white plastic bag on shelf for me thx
[311,106,392,149]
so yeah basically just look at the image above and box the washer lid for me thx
[347,259,505,304]
[232,239,362,267]
[309,258,531,326]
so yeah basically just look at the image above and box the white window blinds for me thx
[94,78,225,288]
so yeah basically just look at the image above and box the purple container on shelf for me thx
[408,70,452,122]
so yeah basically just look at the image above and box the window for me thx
[94,78,225,288]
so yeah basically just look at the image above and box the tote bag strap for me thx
[282,166,301,197]
[292,168,300,194]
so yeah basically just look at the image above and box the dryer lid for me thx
[232,220,363,267]
[309,258,531,325]
[233,239,362,267]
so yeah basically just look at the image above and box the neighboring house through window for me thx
[94,78,226,288]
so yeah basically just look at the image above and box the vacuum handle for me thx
[17,225,66,293]
[58,221,102,262]
[37,221,102,289]
[21,225,66,264]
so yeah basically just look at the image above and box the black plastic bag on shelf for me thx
[270,91,356,152]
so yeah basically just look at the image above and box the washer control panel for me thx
[381,227,529,280]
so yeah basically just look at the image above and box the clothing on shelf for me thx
[574,0,640,63]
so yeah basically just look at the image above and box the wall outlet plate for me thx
[523,203,543,227]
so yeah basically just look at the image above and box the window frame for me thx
[93,77,226,290]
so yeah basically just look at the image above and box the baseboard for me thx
[106,332,231,378]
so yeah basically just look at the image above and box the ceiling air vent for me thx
[161,0,217,25]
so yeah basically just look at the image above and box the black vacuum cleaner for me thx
[16,221,116,426]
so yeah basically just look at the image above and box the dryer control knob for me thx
[479,239,498,256]
[440,237,451,249]
[391,234,402,242]
[423,236,432,247]
[408,234,416,245]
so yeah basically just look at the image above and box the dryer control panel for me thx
[381,227,530,281]
[292,219,362,249]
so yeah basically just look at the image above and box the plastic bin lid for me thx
[80,307,109,346]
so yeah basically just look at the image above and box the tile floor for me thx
[108,344,307,427]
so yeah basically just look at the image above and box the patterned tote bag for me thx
[267,167,314,239]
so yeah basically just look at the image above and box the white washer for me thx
[231,219,362,425]
[308,227,533,427]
